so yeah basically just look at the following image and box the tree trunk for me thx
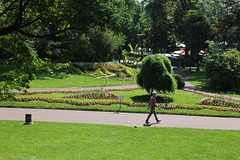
[196,61,200,72]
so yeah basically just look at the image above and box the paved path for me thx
[1,107,240,130]
[23,84,139,92]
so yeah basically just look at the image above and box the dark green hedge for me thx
[204,49,240,91]
[173,74,185,89]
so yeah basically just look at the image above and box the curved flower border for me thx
[4,97,240,113]
[2,88,240,113]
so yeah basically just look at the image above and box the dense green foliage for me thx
[199,0,240,50]
[144,0,176,53]
[0,0,142,94]
[173,1,211,71]
[204,49,240,91]
[1,0,239,94]
[59,27,126,62]
[137,54,176,93]
[173,74,185,89]
[104,0,143,49]
[0,0,110,95]
[0,35,69,100]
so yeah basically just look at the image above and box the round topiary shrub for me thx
[173,74,185,89]
[137,54,177,93]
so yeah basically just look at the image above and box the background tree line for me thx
[0,0,239,93]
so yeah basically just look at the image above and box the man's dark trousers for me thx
[146,106,158,122]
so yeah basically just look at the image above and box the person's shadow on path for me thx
[143,122,160,127]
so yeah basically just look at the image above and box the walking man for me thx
[146,91,161,124]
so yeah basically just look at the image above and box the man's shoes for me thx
[145,120,150,124]
[157,120,161,123]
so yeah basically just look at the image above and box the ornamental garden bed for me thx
[1,88,240,117]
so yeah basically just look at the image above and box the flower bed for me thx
[4,96,240,113]
[61,95,118,99]
[198,98,240,108]
[61,90,119,99]
[2,88,240,114]
[183,89,240,102]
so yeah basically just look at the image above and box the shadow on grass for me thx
[188,72,211,88]
[130,95,173,103]
[36,72,70,80]
[179,69,212,90]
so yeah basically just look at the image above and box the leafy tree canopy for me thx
[0,0,109,100]
[144,0,176,53]
[173,1,212,71]
[0,0,108,38]
[198,0,240,50]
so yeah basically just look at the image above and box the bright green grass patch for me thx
[1,89,240,117]
[13,90,205,105]
[0,63,137,89]
[30,74,136,88]
[0,121,239,160]
[228,93,240,98]
[111,89,206,106]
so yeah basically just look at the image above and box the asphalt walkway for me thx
[1,107,240,130]
[23,84,139,92]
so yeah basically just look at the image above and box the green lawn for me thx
[1,89,239,117]
[179,68,240,98]
[111,89,205,106]
[178,68,210,89]
[30,73,136,88]
[0,121,239,160]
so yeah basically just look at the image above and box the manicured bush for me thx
[173,74,185,89]
[161,56,173,74]
[204,49,240,91]
[137,54,177,93]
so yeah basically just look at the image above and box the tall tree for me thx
[173,0,211,71]
[0,0,108,38]
[144,0,175,54]
[103,0,142,49]
[0,0,109,99]
[198,0,240,50]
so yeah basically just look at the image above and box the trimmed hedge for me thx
[173,74,185,89]
[137,54,177,93]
